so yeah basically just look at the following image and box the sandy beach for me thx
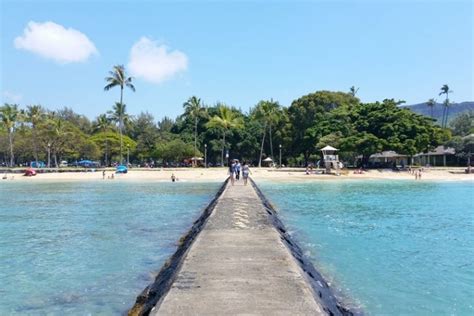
[2,167,473,182]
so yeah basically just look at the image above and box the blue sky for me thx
[1,0,473,121]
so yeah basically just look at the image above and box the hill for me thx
[402,101,474,123]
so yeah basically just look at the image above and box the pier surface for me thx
[151,181,325,315]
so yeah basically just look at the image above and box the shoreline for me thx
[1,167,472,182]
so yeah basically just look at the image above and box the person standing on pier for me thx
[228,160,236,185]
[242,161,251,186]
[235,160,241,180]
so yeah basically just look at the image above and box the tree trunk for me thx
[120,86,124,164]
[47,145,51,168]
[194,117,198,167]
[444,106,450,128]
[32,127,39,166]
[104,138,108,166]
[221,131,226,167]
[362,154,370,168]
[54,152,58,168]
[258,123,266,167]
[269,124,274,163]
[8,130,14,167]
[119,120,123,165]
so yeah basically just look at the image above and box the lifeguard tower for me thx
[321,145,340,175]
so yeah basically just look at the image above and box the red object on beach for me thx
[24,168,37,176]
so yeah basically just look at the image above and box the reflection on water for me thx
[259,180,474,315]
[0,181,220,314]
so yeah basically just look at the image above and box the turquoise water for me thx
[259,180,474,315]
[0,181,220,314]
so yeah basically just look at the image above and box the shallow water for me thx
[259,180,474,315]
[0,180,220,314]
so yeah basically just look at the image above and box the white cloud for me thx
[128,37,188,84]
[3,91,23,103]
[14,21,98,64]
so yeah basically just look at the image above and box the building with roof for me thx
[413,146,456,166]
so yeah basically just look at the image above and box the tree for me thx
[104,65,135,163]
[206,105,244,166]
[450,111,474,137]
[426,98,436,119]
[104,65,136,107]
[0,104,21,166]
[90,131,136,163]
[57,107,92,134]
[154,139,197,164]
[288,91,359,164]
[93,114,112,165]
[439,84,453,128]
[349,86,359,97]
[108,102,130,164]
[129,112,159,163]
[252,99,282,167]
[25,105,45,166]
[446,135,474,167]
[183,96,206,166]
[339,99,447,165]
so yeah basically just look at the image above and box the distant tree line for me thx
[1,66,471,168]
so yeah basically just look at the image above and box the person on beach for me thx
[418,169,422,180]
[102,170,106,180]
[171,173,176,182]
[242,161,251,185]
[228,160,236,185]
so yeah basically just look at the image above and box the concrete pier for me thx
[130,180,348,316]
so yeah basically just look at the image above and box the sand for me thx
[2,167,473,182]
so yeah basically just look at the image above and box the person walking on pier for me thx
[242,161,251,185]
[228,160,236,185]
[235,160,241,180]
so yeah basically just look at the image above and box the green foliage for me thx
[0,90,458,167]
[288,91,359,163]
[445,135,474,165]
[341,99,447,158]
[449,111,474,136]
[154,139,199,163]
[89,131,136,163]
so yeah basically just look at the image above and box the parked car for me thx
[59,161,68,167]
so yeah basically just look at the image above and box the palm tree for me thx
[442,99,451,128]
[0,104,20,167]
[206,105,243,166]
[439,84,453,128]
[26,105,45,166]
[104,65,136,107]
[253,100,281,167]
[108,103,129,164]
[183,96,206,166]
[349,86,359,97]
[426,98,436,119]
[94,114,111,166]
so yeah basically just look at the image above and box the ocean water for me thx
[0,180,221,314]
[259,180,474,315]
